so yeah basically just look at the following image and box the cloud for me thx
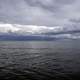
[0,22,80,39]
[0,0,80,39]
[0,23,61,34]
[0,0,79,26]
[0,23,20,33]
[0,23,80,34]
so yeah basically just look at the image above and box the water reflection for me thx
[0,40,80,80]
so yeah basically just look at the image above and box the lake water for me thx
[0,40,80,80]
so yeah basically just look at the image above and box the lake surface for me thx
[0,40,80,80]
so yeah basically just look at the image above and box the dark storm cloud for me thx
[0,0,78,26]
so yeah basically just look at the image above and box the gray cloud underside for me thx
[0,0,80,26]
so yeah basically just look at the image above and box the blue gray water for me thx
[0,40,80,80]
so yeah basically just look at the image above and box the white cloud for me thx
[0,23,80,34]
[0,23,62,34]
[0,23,20,33]
[0,23,80,39]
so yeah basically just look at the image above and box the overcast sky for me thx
[0,0,80,26]
[0,0,80,39]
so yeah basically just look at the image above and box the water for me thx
[0,40,80,80]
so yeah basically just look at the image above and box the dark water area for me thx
[0,40,80,80]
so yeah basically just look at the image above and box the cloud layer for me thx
[0,23,80,39]
[0,23,61,34]
[0,0,80,26]
[0,0,80,39]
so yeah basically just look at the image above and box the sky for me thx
[0,0,80,39]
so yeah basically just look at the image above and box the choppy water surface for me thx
[0,40,80,80]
